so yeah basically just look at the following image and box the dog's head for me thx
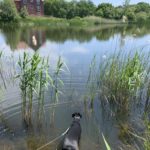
[72,112,82,120]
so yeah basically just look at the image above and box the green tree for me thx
[44,0,95,19]
[123,0,130,14]
[77,0,95,17]
[114,7,124,19]
[125,9,136,21]
[44,0,68,18]
[0,0,19,22]
[66,1,79,19]
[20,6,28,18]
[96,3,115,19]
[135,2,150,13]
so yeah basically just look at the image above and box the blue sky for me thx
[92,0,150,6]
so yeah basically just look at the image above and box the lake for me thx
[0,24,150,150]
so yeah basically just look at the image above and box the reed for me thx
[98,52,145,111]
[17,52,53,123]
[86,55,98,108]
[0,51,2,58]
[0,51,7,89]
[52,56,68,102]
[144,122,150,150]
[102,134,111,150]
[97,51,150,149]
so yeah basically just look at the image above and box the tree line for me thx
[0,0,150,22]
[44,0,150,21]
[0,0,28,22]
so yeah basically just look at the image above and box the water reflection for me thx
[1,27,46,51]
[0,24,150,51]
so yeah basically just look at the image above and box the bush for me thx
[20,6,28,18]
[0,0,19,22]
[136,12,148,22]
[125,11,136,21]
[96,3,115,19]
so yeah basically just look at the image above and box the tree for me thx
[96,3,115,19]
[0,0,19,22]
[114,7,124,19]
[20,6,28,18]
[135,2,150,13]
[125,9,136,21]
[77,0,95,17]
[44,0,68,18]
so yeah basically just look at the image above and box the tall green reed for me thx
[98,52,145,111]
[17,52,53,123]
[102,134,111,150]
[52,56,68,102]
[86,55,98,108]
[97,51,150,149]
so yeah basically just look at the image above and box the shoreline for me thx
[0,16,129,27]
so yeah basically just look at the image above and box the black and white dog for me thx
[62,113,82,150]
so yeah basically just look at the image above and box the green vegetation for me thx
[98,52,145,112]
[0,0,19,22]
[0,47,150,149]
[19,16,123,27]
[16,52,66,124]
[94,51,150,149]
[143,116,150,150]
[44,0,150,22]
[0,51,6,89]
[86,55,97,108]
[44,0,95,19]
[17,53,52,123]
[102,134,111,150]
[19,6,28,19]
[52,56,66,102]
[0,0,149,24]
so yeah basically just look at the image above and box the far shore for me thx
[0,16,130,27]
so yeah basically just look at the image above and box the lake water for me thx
[0,24,150,150]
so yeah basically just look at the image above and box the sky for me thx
[90,0,150,6]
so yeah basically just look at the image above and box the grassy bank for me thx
[17,16,126,27]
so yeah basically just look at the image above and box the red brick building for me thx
[14,0,44,16]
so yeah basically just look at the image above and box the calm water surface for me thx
[0,24,150,150]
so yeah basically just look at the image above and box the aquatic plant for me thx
[86,55,98,108]
[0,51,7,89]
[17,52,53,123]
[102,134,111,150]
[0,51,2,58]
[144,123,150,150]
[52,56,68,102]
[98,52,145,111]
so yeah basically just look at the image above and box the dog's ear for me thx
[77,113,82,118]
[72,113,76,118]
